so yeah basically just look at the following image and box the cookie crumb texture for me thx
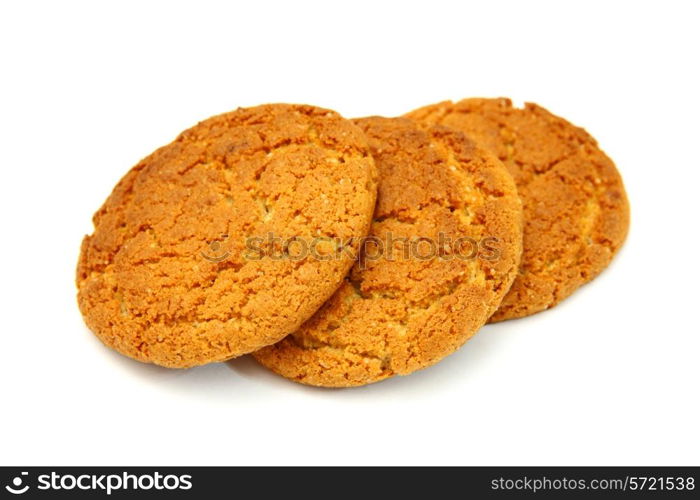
[253,117,522,387]
[406,98,630,321]
[77,104,378,368]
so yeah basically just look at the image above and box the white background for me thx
[1,1,698,466]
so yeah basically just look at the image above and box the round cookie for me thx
[405,98,630,321]
[77,104,378,368]
[253,117,523,387]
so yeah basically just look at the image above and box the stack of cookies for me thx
[77,99,629,387]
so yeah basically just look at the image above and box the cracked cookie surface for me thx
[253,117,522,387]
[405,98,630,321]
[77,104,378,368]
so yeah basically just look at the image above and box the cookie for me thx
[77,104,378,368]
[405,98,630,321]
[253,117,523,387]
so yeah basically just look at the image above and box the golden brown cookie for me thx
[253,117,523,387]
[77,104,378,368]
[405,98,630,321]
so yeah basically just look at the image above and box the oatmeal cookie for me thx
[77,104,378,368]
[253,117,522,386]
